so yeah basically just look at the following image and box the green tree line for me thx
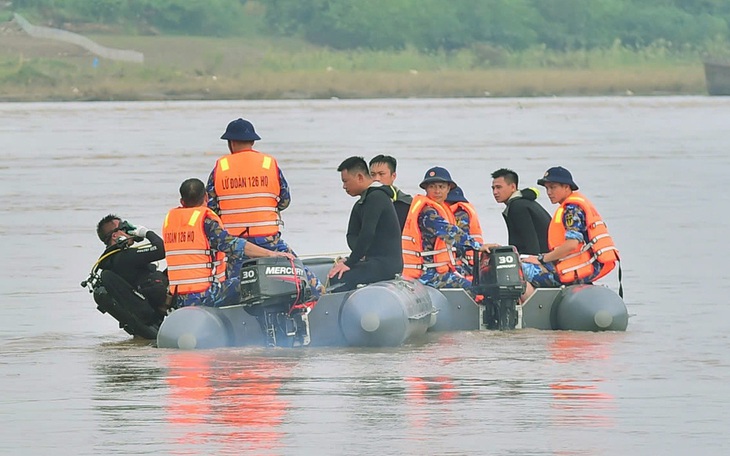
[264,0,730,51]
[11,0,730,51]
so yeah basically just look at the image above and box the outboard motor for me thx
[238,257,314,346]
[474,246,526,330]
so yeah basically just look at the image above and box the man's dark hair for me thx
[491,168,519,186]
[337,156,370,176]
[96,214,121,243]
[368,154,397,173]
[179,178,206,207]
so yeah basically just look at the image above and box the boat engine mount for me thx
[474,246,526,330]
[238,257,314,346]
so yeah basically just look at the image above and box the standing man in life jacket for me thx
[368,154,413,231]
[96,215,169,319]
[401,167,492,289]
[166,178,294,308]
[327,156,403,292]
[520,167,619,301]
[444,186,484,278]
[206,118,324,297]
[491,168,551,255]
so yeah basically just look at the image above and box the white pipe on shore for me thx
[13,13,144,63]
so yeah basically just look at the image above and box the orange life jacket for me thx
[163,206,227,294]
[547,192,619,283]
[448,201,484,267]
[401,195,456,279]
[213,149,282,237]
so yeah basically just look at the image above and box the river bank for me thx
[0,21,708,102]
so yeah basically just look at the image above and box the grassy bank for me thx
[0,26,709,101]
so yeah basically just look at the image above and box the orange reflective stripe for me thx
[213,150,281,237]
[166,249,210,256]
[547,192,618,283]
[401,195,456,279]
[163,206,226,294]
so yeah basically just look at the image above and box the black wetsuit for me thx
[502,189,552,255]
[98,231,167,309]
[390,186,413,232]
[330,184,404,292]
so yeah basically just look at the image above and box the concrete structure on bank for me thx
[13,13,143,63]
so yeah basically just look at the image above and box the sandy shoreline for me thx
[0,21,709,102]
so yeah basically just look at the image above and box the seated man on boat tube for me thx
[490,168,551,255]
[401,166,495,289]
[163,178,294,308]
[95,215,169,318]
[368,154,413,232]
[520,167,619,301]
[327,156,404,292]
[444,185,484,279]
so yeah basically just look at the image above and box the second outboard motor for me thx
[475,246,526,330]
[238,257,313,346]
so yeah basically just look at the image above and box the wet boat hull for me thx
[157,277,435,349]
[157,257,628,349]
[521,285,628,331]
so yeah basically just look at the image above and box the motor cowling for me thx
[239,257,312,311]
[476,245,526,301]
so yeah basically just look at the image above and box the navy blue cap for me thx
[445,186,469,203]
[221,118,261,141]
[420,166,457,190]
[537,166,579,191]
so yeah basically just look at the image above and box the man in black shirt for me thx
[96,215,168,316]
[328,156,404,292]
[491,168,551,255]
[368,154,412,231]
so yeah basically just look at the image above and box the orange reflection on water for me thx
[164,351,291,455]
[404,338,461,407]
[548,333,616,428]
[405,376,459,403]
[166,352,214,445]
[404,342,462,430]
[549,333,612,363]
[404,375,459,431]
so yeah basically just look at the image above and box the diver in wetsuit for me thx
[95,214,168,321]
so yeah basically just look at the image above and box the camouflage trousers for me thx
[176,278,241,308]
[419,269,472,289]
[522,261,602,288]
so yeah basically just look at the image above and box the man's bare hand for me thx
[271,251,295,260]
[479,243,500,253]
[521,255,540,264]
[328,261,351,279]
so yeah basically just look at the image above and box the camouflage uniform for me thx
[452,208,473,277]
[176,217,248,308]
[522,204,602,287]
[206,170,323,297]
[418,206,481,289]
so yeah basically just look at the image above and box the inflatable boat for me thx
[154,246,628,349]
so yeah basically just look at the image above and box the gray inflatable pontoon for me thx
[157,254,628,349]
